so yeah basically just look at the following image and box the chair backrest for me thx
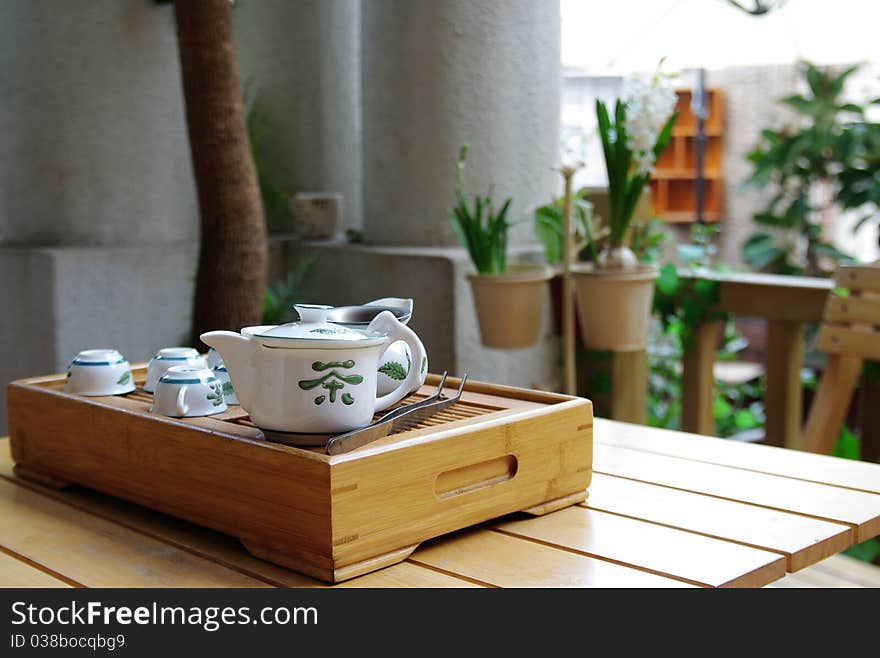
[803,263,880,454]
[816,264,880,361]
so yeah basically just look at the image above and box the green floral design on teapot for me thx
[299,360,363,406]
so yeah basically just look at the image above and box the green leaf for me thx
[378,361,408,381]
[844,538,880,563]
[832,425,860,460]
[805,63,825,99]
[656,263,679,295]
[781,94,814,114]
[742,233,785,271]
[534,205,564,265]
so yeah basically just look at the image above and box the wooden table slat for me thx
[0,550,73,588]
[594,443,880,542]
[495,507,786,587]
[584,473,853,572]
[411,529,695,588]
[594,418,880,494]
[0,448,479,588]
[0,478,270,588]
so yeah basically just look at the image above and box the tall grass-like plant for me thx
[596,72,677,268]
[449,144,512,274]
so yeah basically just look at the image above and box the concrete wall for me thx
[706,65,801,268]
[0,0,197,247]
[361,0,561,246]
[279,241,561,391]
[235,0,362,234]
[0,0,199,433]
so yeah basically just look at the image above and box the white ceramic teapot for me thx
[326,297,428,396]
[200,304,427,435]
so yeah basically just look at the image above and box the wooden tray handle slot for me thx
[434,454,518,499]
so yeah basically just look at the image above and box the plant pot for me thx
[572,264,658,351]
[468,266,553,349]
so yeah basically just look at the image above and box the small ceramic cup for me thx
[206,347,223,370]
[144,347,207,393]
[65,349,135,396]
[213,363,238,405]
[150,366,227,418]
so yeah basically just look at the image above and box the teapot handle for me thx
[370,311,427,412]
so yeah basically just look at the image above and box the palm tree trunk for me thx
[174,0,267,343]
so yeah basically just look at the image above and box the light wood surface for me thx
[0,550,72,588]
[835,264,880,291]
[765,319,805,448]
[593,443,880,541]
[610,350,648,424]
[0,478,269,588]
[2,408,879,588]
[681,321,718,435]
[584,473,851,571]
[410,529,694,588]
[825,295,880,325]
[593,418,880,494]
[495,507,786,587]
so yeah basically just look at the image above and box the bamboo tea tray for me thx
[7,367,593,583]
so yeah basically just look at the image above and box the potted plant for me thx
[534,188,595,337]
[571,72,677,351]
[450,144,553,349]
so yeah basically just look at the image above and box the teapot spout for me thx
[200,331,256,410]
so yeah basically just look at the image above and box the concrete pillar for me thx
[0,0,197,247]
[362,0,561,246]
[235,0,362,233]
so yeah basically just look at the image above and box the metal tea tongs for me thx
[325,372,468,455]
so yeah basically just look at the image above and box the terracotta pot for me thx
[468,266,553,349]
[572,264,658,351]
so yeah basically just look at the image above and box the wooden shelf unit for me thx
[649,87,724,224]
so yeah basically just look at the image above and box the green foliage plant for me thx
[262,258,314,324]
[742,62,880,276]
[534,190,667,266]
[245,85,295,233]
[448,144,512,274]
[595,98,677,266]
[648,224,764,437]
[533,190,598,265]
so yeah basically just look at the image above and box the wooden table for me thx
[2,418,879,588]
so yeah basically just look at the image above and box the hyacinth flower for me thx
[596,67,678,269]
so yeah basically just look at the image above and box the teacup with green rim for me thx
[150,365,227,418]
[213,364,238,405]
[65,349,135,396]
[144,347,208,392]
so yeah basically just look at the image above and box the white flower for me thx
[622,72,677,176]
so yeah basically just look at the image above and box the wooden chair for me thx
[803,263,880,454]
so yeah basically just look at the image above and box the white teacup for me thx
[206,347,223,370]
[213,364,238,405]
[150,366,227,418]
[65,349,135,396]
[144,347,207,392]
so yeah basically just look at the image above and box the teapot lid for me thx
[251,304,387,348]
